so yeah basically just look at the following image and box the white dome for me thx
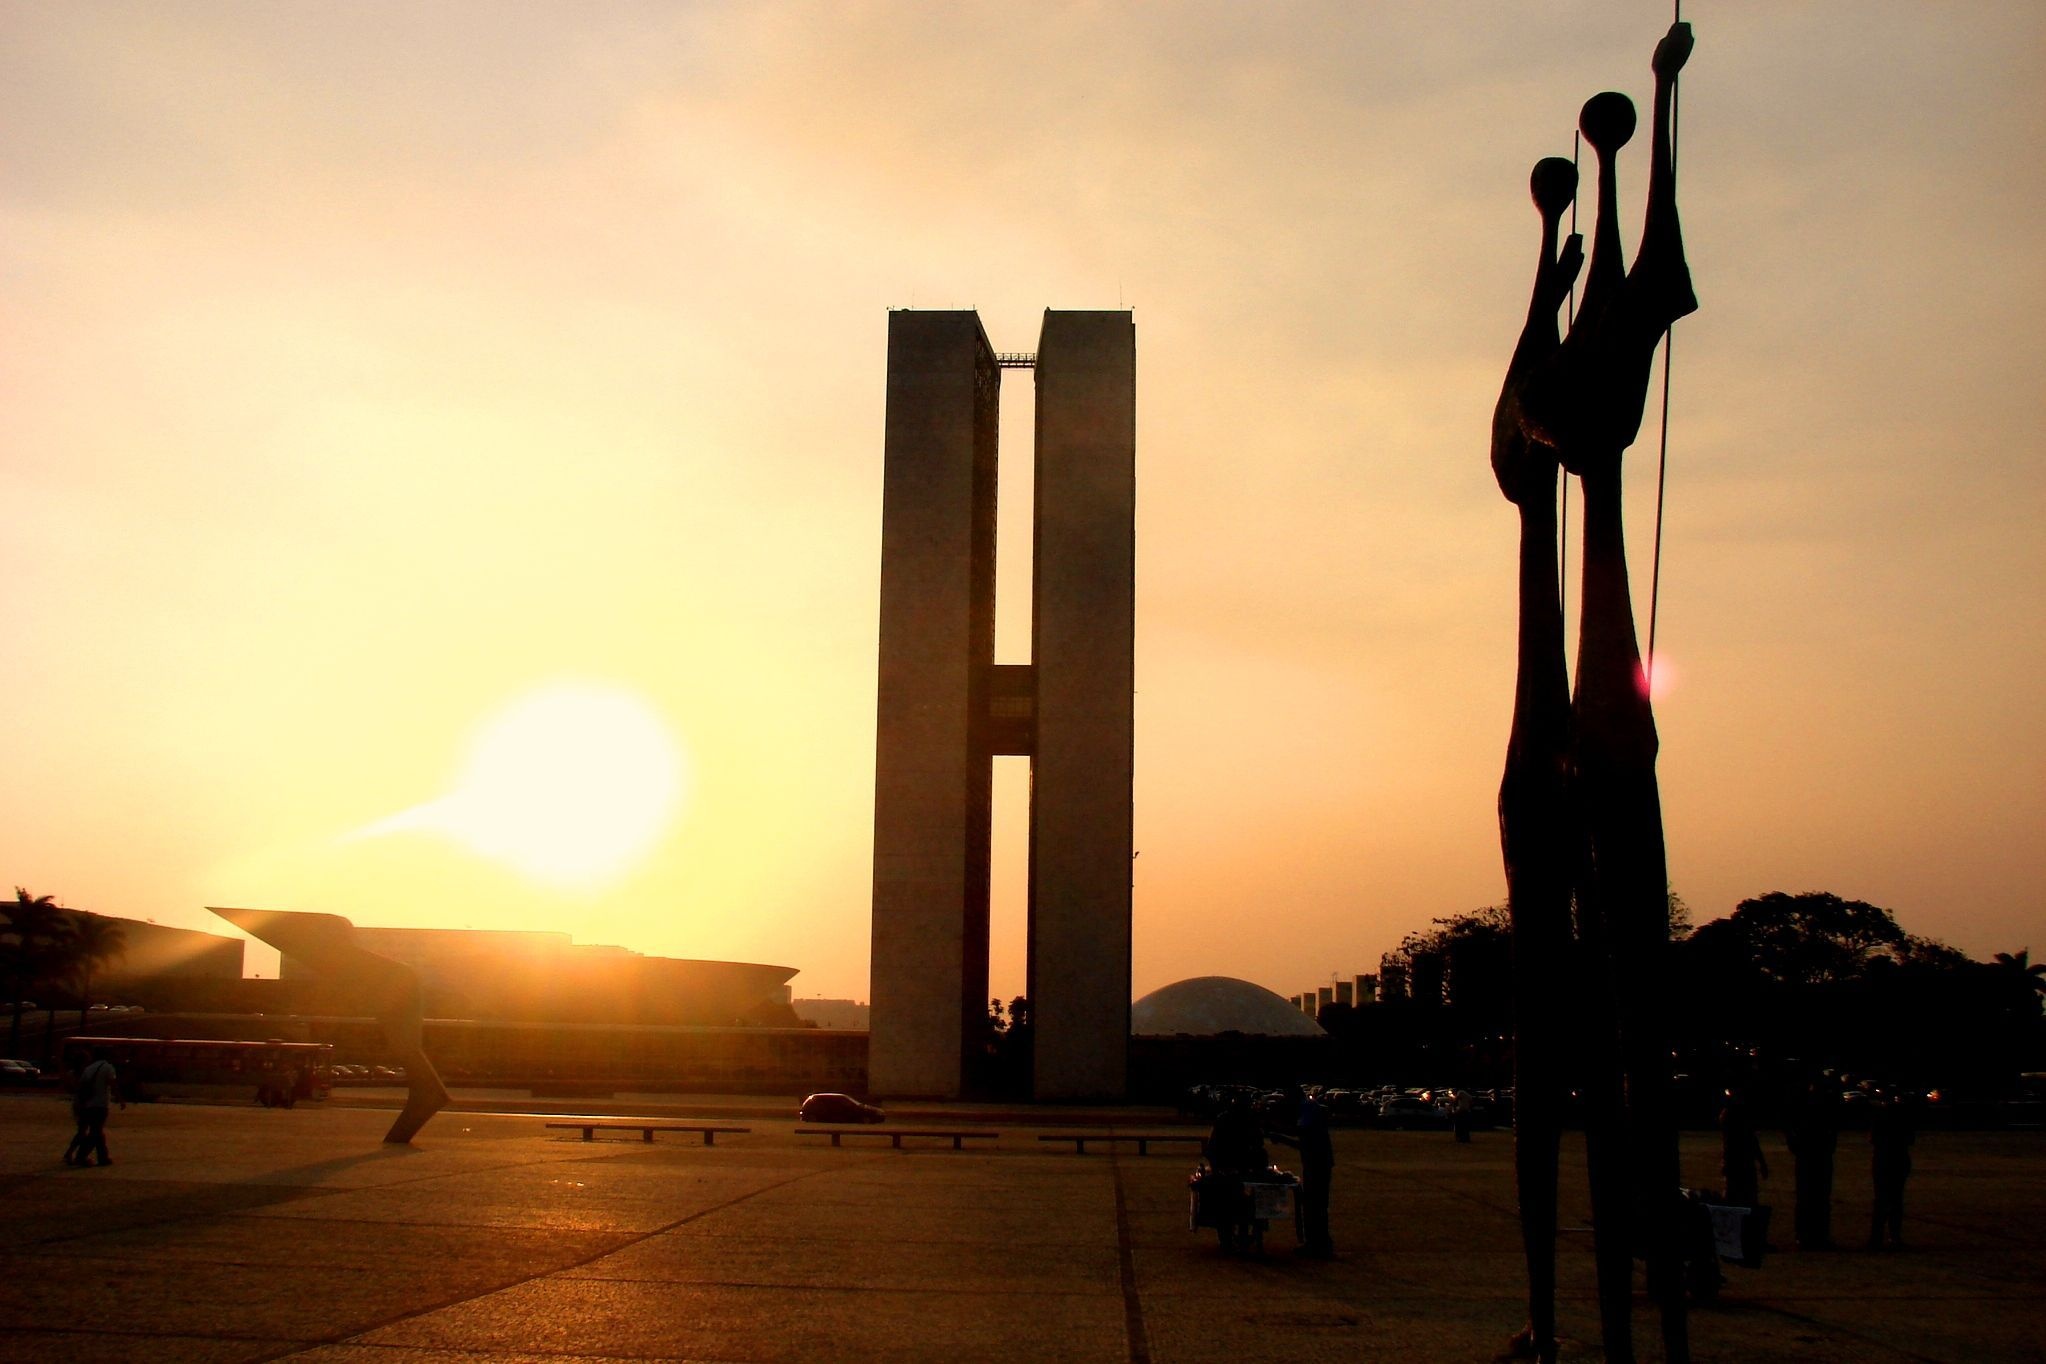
[1131,976,1325,1037]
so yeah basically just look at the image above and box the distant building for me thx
[276,924,799,1028]
[1132,977,1323,1037]
[792,998,870,1030]
[1291,974,1377,1015]
[96,915,245,985]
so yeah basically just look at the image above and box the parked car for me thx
[1321,1088,1378,1122]
[1376,1094,1449,1129]
[799,1092,885,1124]
[0,1059,41,1084]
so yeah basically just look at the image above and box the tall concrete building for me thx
[869,309,1134,1101]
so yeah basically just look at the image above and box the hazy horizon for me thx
[3,2,2040,1003]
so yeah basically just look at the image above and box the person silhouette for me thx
[1720,1091,1768,1209]
[1867,1093,1917,1250]
[67,1047,122,1167]
[1204,1096,1269,1253]
[1788,1079,1841,1249]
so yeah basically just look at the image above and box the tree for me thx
[1377,906,1513,1029]
[1670,891,2039,1093]
[1725,891,1907,990]
[973,996,1033,1100]
[68,912,129,1027]
[1990,950,2046,1013]
[3,888,74,1058]
[1666,889,1693,941]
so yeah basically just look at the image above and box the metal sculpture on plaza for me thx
[1491,20,1696,1364]
[211,906,450,1144]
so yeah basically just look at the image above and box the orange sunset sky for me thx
[3,2,2041,1004]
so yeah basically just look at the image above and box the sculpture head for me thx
[1491,159,1582,508]
[1530,156,1577,222]
[1579,91,1636,154]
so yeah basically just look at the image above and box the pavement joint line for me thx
[0,1325,308,1347]
[1711,1297,1951,1364]
[1110,1154,1153,1364]
[292,1344,742,1364]
[18,1150,631,1249]
[552,1274,1119,1297]
[250,1161,842,1364]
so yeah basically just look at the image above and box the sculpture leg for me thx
[377,977,451,1146]
[1571,469,1686,1363]
[1593,764,1688,1361]
[385,1065,451,1145]
[1501,507,1573,1364]
[1509,928,1564,1364]
[1574,879,1637,1364]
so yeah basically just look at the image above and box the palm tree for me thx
[4,888,71,1058]
[1991,949,2046,1016]
[68,912,128,1028]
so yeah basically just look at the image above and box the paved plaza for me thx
[1,1095,2041,1362]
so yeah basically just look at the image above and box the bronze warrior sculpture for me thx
[1492,21,1695,1364]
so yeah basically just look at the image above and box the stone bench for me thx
[1037,1132,1206,1156]
[796,1127,999,1150]
[546,1121,751,1145]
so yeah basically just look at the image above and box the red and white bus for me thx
[61,1037,333,1106]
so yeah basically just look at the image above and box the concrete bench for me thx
[1037,1132,1206,1156]
[797,1127,999,1151]
[546,1121,751,1145]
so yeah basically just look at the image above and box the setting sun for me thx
[354,683,687,890]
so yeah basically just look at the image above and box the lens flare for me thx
[1645,654,1681,702]
[354,682,688,889]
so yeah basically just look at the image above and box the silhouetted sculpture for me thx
[1493,21,1696,1364]
[1491,150,1581,1364]
[210,906,451,1144]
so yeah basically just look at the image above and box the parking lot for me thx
[1,1093,2041,1362]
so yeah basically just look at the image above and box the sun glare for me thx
[1645,654,1681,702]
[356,683,688,888]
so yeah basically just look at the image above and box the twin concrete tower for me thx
[868,310,1135,1101]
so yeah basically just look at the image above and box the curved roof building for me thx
[1130,976,1325,1037]
[213,907,796,1027]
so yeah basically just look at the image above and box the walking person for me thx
[1450,1088,1475,1143]
[1787,1079,1840,1249]
[1719,1090,1768,1209]
[1867,1092,1916,1250]
[1271,1088,1336,1257]
[62,1089,91,1166]
[68,1046,122,1167]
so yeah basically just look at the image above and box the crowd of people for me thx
[1723,1083,1919,1252]
[1192,1078,1924,1265]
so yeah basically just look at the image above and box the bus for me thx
[61,1037,333,1106]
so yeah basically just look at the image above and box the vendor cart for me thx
[1677,1186,1770,1302]
[1189,1163,1301,1254]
